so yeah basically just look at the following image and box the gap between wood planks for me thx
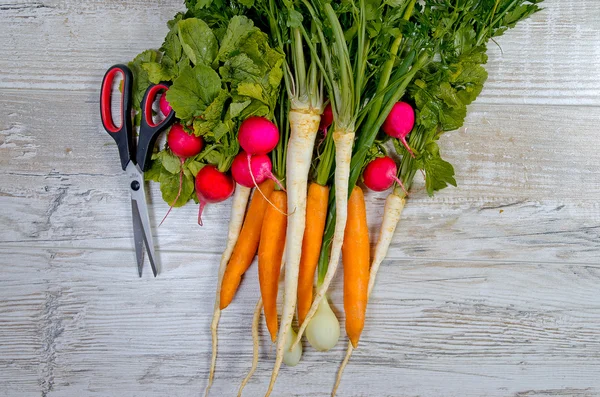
[3,87,600,109]
[0,243,598,269]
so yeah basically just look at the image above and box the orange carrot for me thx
[220,179,275,310]
[258,190,287,341]
[297,182,330,325]
[342,186,370,348]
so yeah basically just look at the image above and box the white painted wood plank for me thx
[0,1,599,105]
[481,0,600,105]
[0,249,57,397]
[0,0,183,91]
[1,248,600,397]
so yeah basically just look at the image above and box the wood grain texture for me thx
[1,0,600,396]
[2,248,600,397]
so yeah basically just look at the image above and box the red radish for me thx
[237,117,283,209]
[238,116,280,155]
[159,123,204,226]
[317,103,334,146]
[362,156,407,195]
[319,103,333,133]
[231,152,284,190]
[159,91,172,116]
[382,102,415,157]
[195,165,235,226]
[168,123,204,158]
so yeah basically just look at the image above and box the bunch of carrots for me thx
[129,0,543,395]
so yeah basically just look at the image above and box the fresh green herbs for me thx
[394,0,542,196]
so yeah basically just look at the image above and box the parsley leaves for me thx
[393,0,542,196]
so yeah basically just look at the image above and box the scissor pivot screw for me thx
[131,181,140,191]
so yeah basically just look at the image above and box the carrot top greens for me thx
[315,0,542,280]
[395,0,543,196]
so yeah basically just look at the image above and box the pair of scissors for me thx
[100,64,175,277]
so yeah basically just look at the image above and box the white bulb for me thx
[283,325,302,367]
[306,297,340,352]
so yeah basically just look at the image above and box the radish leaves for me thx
[167,64,222,121]
[177,18,219,66]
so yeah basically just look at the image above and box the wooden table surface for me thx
[1,1,600,396]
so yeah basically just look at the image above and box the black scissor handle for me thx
[100,64,134,170]
[137,82,176,172]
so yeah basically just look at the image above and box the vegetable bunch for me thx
[126,0,543,395]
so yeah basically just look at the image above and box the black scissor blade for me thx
[131,199,145,277]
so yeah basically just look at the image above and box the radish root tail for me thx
[205,309,221,397]
[400,137,416,158]
[332,341,354,397]
[391,175,408,197]
[238,298,263,397]
[198,200,206,226]
[247,154,288,217]
[159,159,185,227]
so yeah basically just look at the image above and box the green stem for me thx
[272,89,290,185]
[349,0,416,187]
[476,0,518,46]
[316,51,429,282]
[307,22,320,107]
[354,0,367,114]
[323,3,354,128]
[194,144,220,163]
[297,22,334,107]
[317,196,335,283]
[292,28,307,101]
[315,128,335,186]
[267,0,291,95]
[395,125,425,194]
[364,0,415,120]
[355,50,416,127]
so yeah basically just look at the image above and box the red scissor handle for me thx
[144,84,169,128]
[100,65,134,170]
[137,83,176,172]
